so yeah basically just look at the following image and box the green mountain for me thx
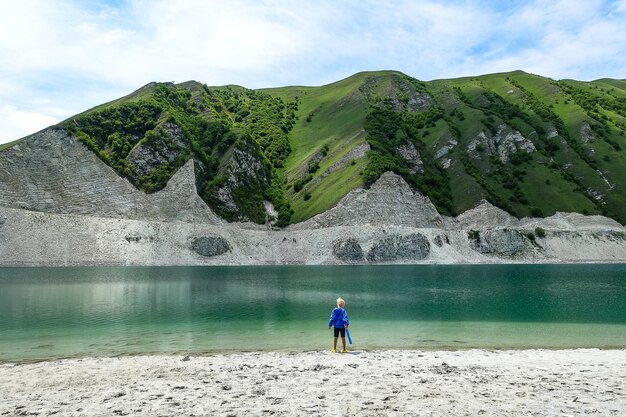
[35,70,626,225]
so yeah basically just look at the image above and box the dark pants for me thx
[333,327,346,338]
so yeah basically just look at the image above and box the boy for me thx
[328,297,349,352]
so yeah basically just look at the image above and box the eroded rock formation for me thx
[1,128,625,266]
[294,171,443,229]
[366,233,430,263]
[191,236,231,257]
[332,238,365,263]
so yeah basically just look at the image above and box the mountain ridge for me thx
[2,69,626,227]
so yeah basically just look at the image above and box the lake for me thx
[1,264,626,361]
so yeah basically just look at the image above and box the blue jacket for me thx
[328,307,349,328]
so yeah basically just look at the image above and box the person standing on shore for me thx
[328,297,349,353]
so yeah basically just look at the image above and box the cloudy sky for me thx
[1,0,625,144]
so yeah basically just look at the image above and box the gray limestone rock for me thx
[395,142,424,174]
[375,89,434,112]
[580,123,595,145]
[467,125,535,162]
[2,121,625,266]
[149,160,223,224]
[366,233,430,263]
[191,236,231,257]
[469,229,526,256]
[294,172,443,229]
[546,125,559,138]
[332,238,365,263]
[454,200,520,229]
[524,211,624,232]
[405,91,434,112]
[306,141,370,190]
[126,122,188,178]
[0,127,158,219]
[0,127,224,224]
[434,139,458,160]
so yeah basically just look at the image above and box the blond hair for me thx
[336,297,345,308]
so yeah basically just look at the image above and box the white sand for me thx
[1,349,625,416]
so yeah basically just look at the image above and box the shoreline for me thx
[2,203,626,267]
[4,344,626,365]
[2,260,626,267]
[2,349,625,416]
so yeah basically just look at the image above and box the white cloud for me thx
[463,0,626,80]
[1,0,626,144]
[0,105,59,144]
[509,0,602,28]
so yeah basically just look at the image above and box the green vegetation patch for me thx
[63,82,297,225]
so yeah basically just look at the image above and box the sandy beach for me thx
[1,349,625,416]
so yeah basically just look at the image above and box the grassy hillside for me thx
[262,71,390,222]
[4,70,624,225]
[423,72,626,223]
[265,70,626,224]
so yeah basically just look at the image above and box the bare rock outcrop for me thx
[468,125,535,162]
[126,122,187,177]
[395,142,424,174]
[294,172,443,229]
[0,127,157,219]
[580,123,595,145]
[468,229,526,256]
[325,142,370,174]
[451,200,520,229]
[523,212,624,232]
[150,160,223,224]
[434,137,458,170]
[332,238,365,263]
[359,75,434,112]
[0,127,223,224]
[366,233,430,263]
[307,141,370,189]
[191,236,231,257]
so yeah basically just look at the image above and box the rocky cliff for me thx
[292,171,443,229]
[0,128,156,219]
[1,128,625,266]
[0,128,225,224]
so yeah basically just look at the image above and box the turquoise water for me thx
[1,264,626,361]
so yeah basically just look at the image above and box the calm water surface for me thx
[1,264,626,361]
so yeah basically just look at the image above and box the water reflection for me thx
[1,264,626,361]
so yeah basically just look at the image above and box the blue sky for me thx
[1,0,626,144]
